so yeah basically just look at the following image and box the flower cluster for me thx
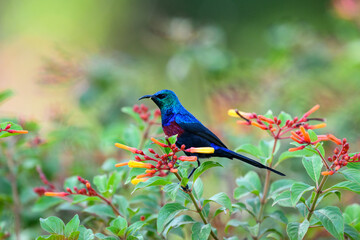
[43,176,99,198]
[33,166,55,196]
[288,126,342,152]
[115,138,214,185]
[290,126,360,175]
[228,105,326,139]
[0,123,28,134]
[133,104,161,122]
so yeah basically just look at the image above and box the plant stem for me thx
[95,193,122,217]
[173,172,219,240]
[257,138,278,223]
[306,175,328,221]
[315,148,330,170]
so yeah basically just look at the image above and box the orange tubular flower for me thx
[321,171,334,176]
[300,126,311,143]
[303,104,320,118]
[150,137,168,148]
[307,123,327,129]
[288,145,306,152]
[131,178,148,185]
[290,135,303,144]
[44,192,69,197]
[178,156,198,162]
[251,121,268,130]
[115,143,139,154]
[7,129,29,134]
[186,147,215,154]
[115,162,129,167]
[327,134,342,145]
[258,115,275,124]
[128,160,154,169]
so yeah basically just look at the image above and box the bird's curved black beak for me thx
[138,94,152,100]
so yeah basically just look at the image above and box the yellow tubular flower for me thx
[128,160,154,168]
[131,178,148,185]
[114,143,138,154]
[187,147,215,154]
[228,109,252,119]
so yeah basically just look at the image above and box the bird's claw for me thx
[181,184,191,193]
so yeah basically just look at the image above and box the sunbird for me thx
[139,89,285,178]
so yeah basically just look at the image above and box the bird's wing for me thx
[176,114,228,149]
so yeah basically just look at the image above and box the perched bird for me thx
[139,89,285,178]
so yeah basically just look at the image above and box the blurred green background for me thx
[0,0,359,239]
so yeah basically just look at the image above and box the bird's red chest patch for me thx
[163,121,184,137]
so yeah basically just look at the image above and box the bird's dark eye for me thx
[157,94,166,99]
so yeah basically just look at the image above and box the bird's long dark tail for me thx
[222,148,285,176]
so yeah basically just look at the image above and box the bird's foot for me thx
[181,184,191,193]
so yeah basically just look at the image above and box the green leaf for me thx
[344,223,360,240]
[64,215,80,238]
[163,183,180,201]
[347,162,360,170]
[286,219,309,240]
[269,179,294,197]
[314,206,344,240]
[71,195,102,204]
[193,161,223,183]
[204,192,232,213]
[163,215,195,235]
[94,175,107,193]
[157,203,187,233]
[126,221,148,236]
[225,219,248,233]
[236,144,262,159]
[133,176,172,193]
[193,177,204,200]
[83,204,116,218]
[277,149,312,166]
[328,181,360,194]
[191,223,211,240]
[78,226,94,240]
[0,89,13,103]
[32,196,64,212]
[95,233,119,240]
[107,216,128,236]
[344,204,360,226]
[340,169,360,185]
[113,195,129,219]
[267,211,288,224]
[40,216,65,235]
[235,171,262,197]
[302,156,323,185]
[290,182,313,206]
[107,171,123,195]
[260,140,280,164]
[272,190,292,207]
[68,231,80,240]
[248,223,260,237]
[167,134,178,145]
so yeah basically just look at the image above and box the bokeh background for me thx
[0,0,360,239]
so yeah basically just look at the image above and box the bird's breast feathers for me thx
[162,120,185,137]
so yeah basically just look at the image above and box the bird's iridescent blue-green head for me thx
[139,89,180,109]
